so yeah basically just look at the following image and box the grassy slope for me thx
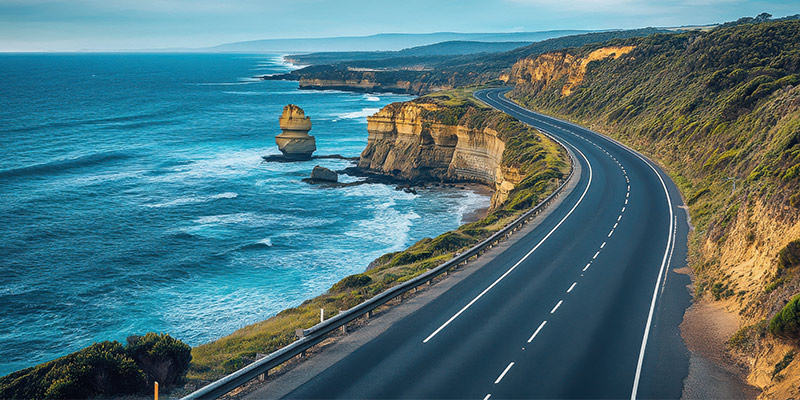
[509,19,800,394]
[189,88,569,381]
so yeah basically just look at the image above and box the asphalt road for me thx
[281,88,692,399]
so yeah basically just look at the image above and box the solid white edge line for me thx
[528,320,547,342]
[621,151,675,400]
[481,89,676,400]
[567,282,577,293]
[495,362,515,384]
[421,127,594,343]
[550,300,563,314]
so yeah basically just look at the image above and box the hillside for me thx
[284,41,532,66]
[265,28,670,94]
[507,18,800,398]
[207,30,589,53]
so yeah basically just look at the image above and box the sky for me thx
[0,0,798,52]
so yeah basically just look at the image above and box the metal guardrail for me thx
[183,108,578,400]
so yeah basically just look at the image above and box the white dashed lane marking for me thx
[495,362,515,384]
[550,300,563,314]
[527,321,547,343]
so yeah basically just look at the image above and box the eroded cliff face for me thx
[707,199,800,398]
[511,46,635,96]
[358,102,522,208]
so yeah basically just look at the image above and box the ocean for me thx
[0,53,488,376]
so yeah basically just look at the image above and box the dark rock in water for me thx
[262,154,359,163]
[310,165,338,182]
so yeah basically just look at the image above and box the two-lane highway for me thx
[273,87,691,399]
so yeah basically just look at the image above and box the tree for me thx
[755,13,773,23]
[769,293,800,342]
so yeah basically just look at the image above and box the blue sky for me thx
[0,0,797,51]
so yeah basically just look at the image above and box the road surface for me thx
[276,87,692,399]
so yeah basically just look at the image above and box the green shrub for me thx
[729,319,768,352]
[778,240,800,270]
[0,334,191,399]
[769,293,800,341]
[0,341,146,399]
[765,277,787,293]
[388,250,433,267]
[772,350,795,378]
[428,232,474,254]
[710,282,731,300]
[126,333,191,385]
[331,274,373,292]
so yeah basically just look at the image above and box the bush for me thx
[778,240,800,270]
[772,350,796,378]
[0,341,146,399]
[388,250,433,267]
[331,274,373,292]
[427,232,474,254]
[0,334,190,399]
[769,293,800,341]
[126,333,191,386]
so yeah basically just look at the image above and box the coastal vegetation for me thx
[505,16,800,397]
[0,333,190,399]
[188,88,569,381]
[266,28,670,94]
[769,294,800,341]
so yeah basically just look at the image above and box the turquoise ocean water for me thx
[0,53,487,375]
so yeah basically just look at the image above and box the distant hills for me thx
[205,30,593,53]
[283,41,536,65]
[265,28,671,94]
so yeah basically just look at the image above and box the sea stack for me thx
[276,104,316,160]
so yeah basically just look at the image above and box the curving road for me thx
[276,87,691,399]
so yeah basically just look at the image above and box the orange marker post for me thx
[154,381,159,400]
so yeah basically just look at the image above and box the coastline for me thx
[186,91,571,382]
[232,154,580,399]
[460,183,493,223]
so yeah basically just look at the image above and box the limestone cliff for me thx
[358,100,533,208]
[298,78,440,95]
[511,46,634,96]
[275,104,316,159]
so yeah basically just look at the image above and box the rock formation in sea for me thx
[309,165,338,182]
[276,104,316,160]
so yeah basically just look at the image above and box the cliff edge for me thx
[357,92,557,208]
